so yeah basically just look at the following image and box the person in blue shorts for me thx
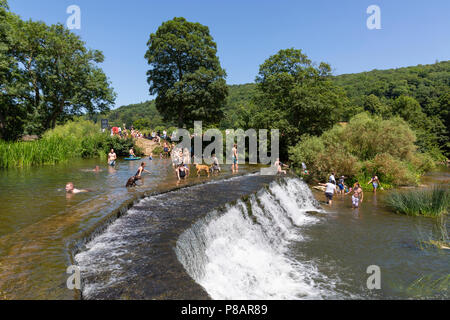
[108,149,117,166]
[337,176,346,195]
[368,175,381,193]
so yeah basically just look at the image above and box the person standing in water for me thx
[351,182,364,208]
[135,162,151,178]
[319,180,337,205]
[231,144,239,173]
[329,172,336,185]
[368,175,381,193]
[337,176,346,195]
[176,163,188,180]
[108,149,117,166]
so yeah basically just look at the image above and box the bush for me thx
[288,112,435,186]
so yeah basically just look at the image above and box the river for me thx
[0,160,448,299]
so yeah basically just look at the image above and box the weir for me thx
[75,173,277,299]
[175,177,328,300]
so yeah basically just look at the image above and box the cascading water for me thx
[176,177,337,300]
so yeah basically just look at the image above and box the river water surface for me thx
[0,160,448,299]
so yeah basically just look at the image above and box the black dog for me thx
[125,175,141,187]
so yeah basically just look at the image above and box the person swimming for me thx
[65,182,89,194]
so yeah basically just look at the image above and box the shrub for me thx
[288,112,434,186]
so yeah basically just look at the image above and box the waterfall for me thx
[176,177,335,299]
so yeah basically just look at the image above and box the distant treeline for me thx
[106,61,449,158]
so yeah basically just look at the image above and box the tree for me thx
[0,1,29,140]
[11,21,116,130]
[145,17,228,128]
[0,5,115,140]
[253,48,348,158]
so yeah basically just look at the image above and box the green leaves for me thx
[253,48,347,158]
[145,17,228,127]
[0,7,115,141]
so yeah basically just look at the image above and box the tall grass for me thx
[0,119,137,169]
[385,187,449,217]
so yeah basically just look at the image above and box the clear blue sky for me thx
[8,0,450,109]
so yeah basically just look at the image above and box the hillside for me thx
[99,61,449,156]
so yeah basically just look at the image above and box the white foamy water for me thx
[176,178,337,300]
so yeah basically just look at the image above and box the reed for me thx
[385,187,449,217]
[0,120,136,169]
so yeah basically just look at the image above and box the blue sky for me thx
[8,0,450,108]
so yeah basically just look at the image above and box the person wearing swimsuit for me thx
[368,175,381,193]
[135,162,151,178]
[177,164,187,180]
[231,144,238,173]
[351,183,364,208]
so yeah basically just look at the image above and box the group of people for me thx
[110,125,145,139]
[320,172,381,209]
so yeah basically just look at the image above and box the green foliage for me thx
[250,48,349,158]
[151,145,164,155]
[98,100,168,129]
[386,187,449,217]
[0,4,115,141]
[0,119,137,168]
[145,17,228,127]
[289,113,435,186]
[334,61,450,157]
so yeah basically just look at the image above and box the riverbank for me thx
[0,120,137,169]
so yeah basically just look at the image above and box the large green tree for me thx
[145,17,228,128]
[0,2,115,140]
[252,48,348,158]
[0,1,29,140]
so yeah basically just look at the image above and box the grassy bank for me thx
[0,120,138,169]
[385,187,449,217]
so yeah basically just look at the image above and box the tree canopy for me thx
[145,17,228,128]
[0,1,115,141]
[251,48,348,158]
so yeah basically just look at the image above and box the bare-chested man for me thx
[108,149,117,166]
